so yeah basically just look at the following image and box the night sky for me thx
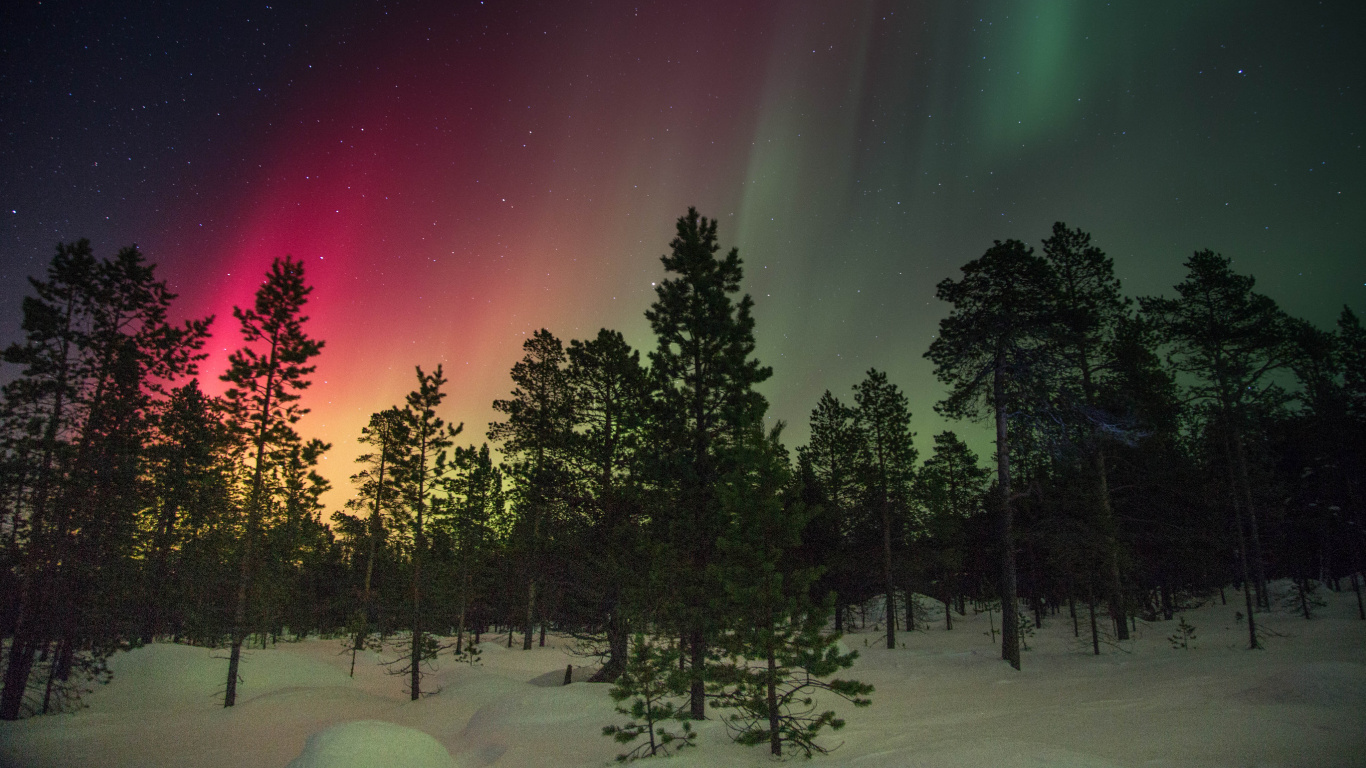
[3,0,1363,509]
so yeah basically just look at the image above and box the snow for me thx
[285,721,456,768]
[2,581,1363,767]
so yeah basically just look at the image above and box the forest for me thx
[0,208,1363,759]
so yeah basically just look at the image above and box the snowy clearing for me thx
[2,581,1363,768]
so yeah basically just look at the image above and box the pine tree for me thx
[564,329,649,681]
[1040,222,1134,639]
[220,255,323,708]
[439,442,502,660]
[925,239,1057,671]
[797,391,862,631]
[915,431,989,629]
[1,242,209,719]
[851,370,917,650]
[645,208,771,718]
[341,408,406,676]
[395,365,461,699]
[601,634,696,762]
[142,379,232,644]
[1139,251,1292,647]
[710,424,873,757]
[489,329,573,651]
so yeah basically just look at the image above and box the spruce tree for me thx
[220,255,323,708]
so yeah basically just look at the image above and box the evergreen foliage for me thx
[601,634,696,762]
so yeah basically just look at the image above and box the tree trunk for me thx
[1352,572,1364,620]
[1089,449,1129,641]
[994,360,1021,671]
[766,643,781,756]
[1231,433,1269,610]
[1088,589,1100,656]
[943,596,953,631]
[882,502,896,650]
[1222,431,1260,650]
[688,626,706,719]
[411,506,424,700]
[225,356,279,708]
[522,578,536,651]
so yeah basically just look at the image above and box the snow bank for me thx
[285,721,456,768]
[1,580,1362,767]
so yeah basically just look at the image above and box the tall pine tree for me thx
[220,255,322,708]
[925,239,1057,671]
[645,208,771,718]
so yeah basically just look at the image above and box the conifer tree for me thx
[395,365,461,699]
[925,239,1057,671]
[564,329,649,680]
[489,329,573,650]
[602,634,696,762]
[1040,222,1134,639]
[851,370,917,650]
[646,208,771,718]
[341,408,406,676]
[1,241,209,719]
[1139,251,1291,647]
[915,431,989,629]
[710,424,872,756]
[220,255,322,708]
[797,392,861,630]
[142,379,232,644]
[439,442,502,658]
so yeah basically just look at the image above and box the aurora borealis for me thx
[3,1,1362,509]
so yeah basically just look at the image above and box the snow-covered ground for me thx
[2,581,1363,767]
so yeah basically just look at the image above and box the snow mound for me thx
[286,721,457,768]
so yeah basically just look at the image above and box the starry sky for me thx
[3,0,1363,510]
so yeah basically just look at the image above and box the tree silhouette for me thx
[645,207,771,718]
[925,239,1056,671]
[220,255,322,708]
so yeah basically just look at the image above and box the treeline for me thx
[0,212,1363,756]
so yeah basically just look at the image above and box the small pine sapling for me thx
[1167,616,1197,649]
[601,635,695,762]
[1017,613,1035,651]
[709,606,874,758]
[453,641,482,667]
[1282,578,1327,620]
